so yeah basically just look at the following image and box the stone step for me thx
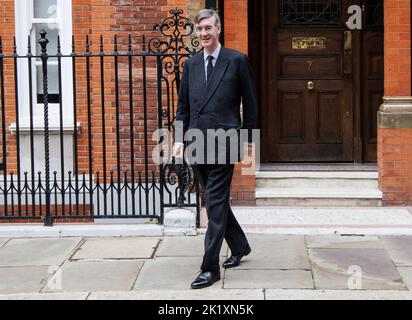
[256,171,379,189]
[229,207,412,235]
[255,187,382,207]
[256,187,382,198]
[255,170,382,207]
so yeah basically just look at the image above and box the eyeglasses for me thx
[195,25,216,33]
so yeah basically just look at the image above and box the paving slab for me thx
[133,257,224,290]
[0,239,8,248]
[381,236,412,266]
[71,237,160,260]
[234,235,310,270]
[0,266,50,294]
[306,236,383,249]
[0,292,89,300]
[397,267,412,290]
[0,238,82,267]
[43,260,143,292]
[89,289,264,300]
[156,236,228,257]
[265,290,412,300]
[309,248,406,290]
[224,270,313,289]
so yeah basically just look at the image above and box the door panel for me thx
[363,26,384,162]
[317,92,343,143]
[281,56,342,77]
[276,78,351,162]
[279,92,305,143]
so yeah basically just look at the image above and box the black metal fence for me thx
[0,9,200,226]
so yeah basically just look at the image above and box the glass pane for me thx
[367,0,383,26]
[33,0,57,19]
[35,23,59,55]
[36,65,60,104]
[280,0,341,26]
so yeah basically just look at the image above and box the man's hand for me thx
[241,143,256,176]
[173,143,185,159]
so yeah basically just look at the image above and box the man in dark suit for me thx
[173,9,257,289]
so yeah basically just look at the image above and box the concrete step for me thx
[256,188,382,206]
[255,171,382,207]
[256,171,379,189]
[229,207,412,235]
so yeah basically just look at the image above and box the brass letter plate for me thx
[292,37,326,49]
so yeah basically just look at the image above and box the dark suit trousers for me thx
[194,164,249,273]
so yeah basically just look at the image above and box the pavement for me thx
[3,207,412,239]
[1,233,412,300]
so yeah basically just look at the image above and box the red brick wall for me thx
[378,128,412,205]
[0,0,15,50]
[378,0,412,206]
[0,1,15,50]
[384,0,411,96]
[224,0,248,54]
[72,0,169,176]
[0,0,17,173]
[81,0,202,176]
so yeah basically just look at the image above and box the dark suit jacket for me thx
[175,46,258,164]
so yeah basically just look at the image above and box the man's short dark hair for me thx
[194,9,221,27]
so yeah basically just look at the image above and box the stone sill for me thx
[378,96,412,129]
[9,122,81,135]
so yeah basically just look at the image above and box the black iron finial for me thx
[13,36,17,55]
[38,30,49,55]
[86,35,90,55]
[114,34,118,54]
[142,34,146,52]
[100,35,104,54]
[128,34,132,53]
[71,35,76,55]
[27,35,32,56]
[57,35,62,55]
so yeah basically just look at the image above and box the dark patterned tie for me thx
[206,55,214,83]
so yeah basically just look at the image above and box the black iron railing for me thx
[0,9,201,226]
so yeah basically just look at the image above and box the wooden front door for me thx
[274,27,353,162]
[252,0,384,163]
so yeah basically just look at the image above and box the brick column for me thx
[378,0,412,205]
[224,0,256,206]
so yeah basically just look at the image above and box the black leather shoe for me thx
[191,271,221,289]
[223,245,251,269]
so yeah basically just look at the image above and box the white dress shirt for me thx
[204,43,221,82]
